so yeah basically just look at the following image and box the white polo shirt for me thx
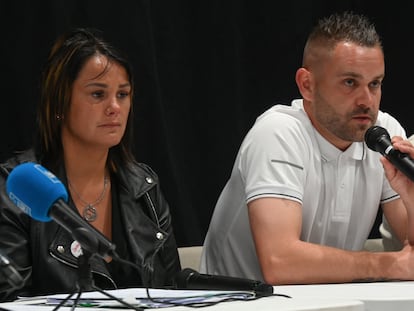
[200,99,406,281]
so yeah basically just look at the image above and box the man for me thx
[200,11,414,284]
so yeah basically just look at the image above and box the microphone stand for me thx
[52,250,143,311]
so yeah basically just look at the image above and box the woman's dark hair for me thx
[35,28,135,170]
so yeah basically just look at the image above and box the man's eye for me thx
[344,79,355,87]
[370,81,382,89]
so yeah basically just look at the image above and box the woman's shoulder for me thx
[0,149,36,178]
[119,160,160,186]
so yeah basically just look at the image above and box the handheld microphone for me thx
[0,251,23,289]
[6,162,117,259]
[173,268,274,297]
[365,126,414,182]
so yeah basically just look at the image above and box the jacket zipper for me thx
[144,192,160,228]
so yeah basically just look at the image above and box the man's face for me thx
[307,41,384,150]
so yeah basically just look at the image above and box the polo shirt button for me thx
[57,245,65,253]
[146,177,153,184]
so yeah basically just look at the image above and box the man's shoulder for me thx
[249,100,312,139]
[376,111,406,136]
[257,99,304,119]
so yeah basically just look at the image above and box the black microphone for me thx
[365,125,414,182]
[6,162,118,259]
[0,251,23,289]
[173,268,274,297]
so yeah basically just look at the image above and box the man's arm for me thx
[248,197,414,285]
[382,199,407,246]
[381,136,414,244]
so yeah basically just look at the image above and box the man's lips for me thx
[352,114,373,122]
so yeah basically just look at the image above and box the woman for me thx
[0,28,181,302]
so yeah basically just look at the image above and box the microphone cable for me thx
[109,256,293,308]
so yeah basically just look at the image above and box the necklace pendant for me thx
[83,204,97,222]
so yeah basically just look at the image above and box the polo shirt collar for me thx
[313,127,366,162]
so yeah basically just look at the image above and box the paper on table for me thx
[31,288,259,308]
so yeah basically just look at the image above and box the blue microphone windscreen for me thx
[6,162,68,222]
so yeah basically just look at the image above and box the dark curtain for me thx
[0,1,412,246]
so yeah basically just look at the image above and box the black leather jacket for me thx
[0,150,181,302]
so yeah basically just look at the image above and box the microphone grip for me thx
[174,268,274,297]
[385,149,414,182]
[365,127,414,183]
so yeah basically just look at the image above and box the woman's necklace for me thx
[68,176,109,222]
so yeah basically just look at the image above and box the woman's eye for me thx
[92,91,104,98]
[118,91,130,98]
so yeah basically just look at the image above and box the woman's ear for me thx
[295,67,313,101]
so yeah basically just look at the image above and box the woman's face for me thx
[61,54,131,151]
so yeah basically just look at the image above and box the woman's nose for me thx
[105,98,121,115]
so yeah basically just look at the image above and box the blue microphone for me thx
[6,162,117,258]
[6,162,68,222]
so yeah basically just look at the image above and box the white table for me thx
[0,288,364,311]
[275,281,414,311]
[0,298,364,311]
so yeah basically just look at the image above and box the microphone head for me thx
[6,162,68,222]
[364,125,390,152]
[173,268,198,288]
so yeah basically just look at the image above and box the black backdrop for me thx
[0,1,412,247]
